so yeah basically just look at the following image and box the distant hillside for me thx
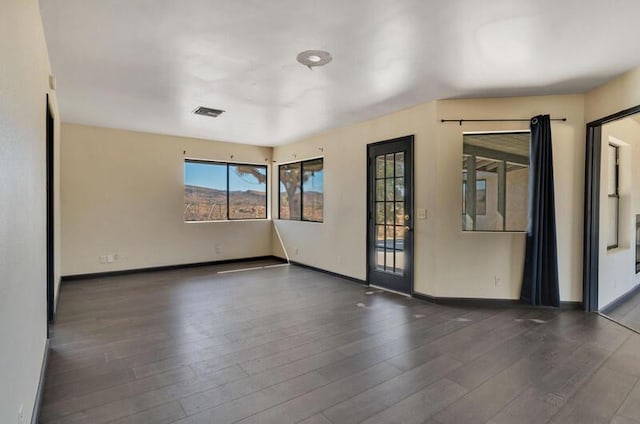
[185,185,266,220]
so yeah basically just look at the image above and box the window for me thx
[279,158,324,222]
[462,179,486,216]
[607,144,619,249]
[184,160,267,221]
[279,162,301,220]
[462,132,530,232]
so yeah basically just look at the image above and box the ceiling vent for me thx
[193,106,225,118]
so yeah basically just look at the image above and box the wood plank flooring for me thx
[604,288,640,333]
[41,260,640,424]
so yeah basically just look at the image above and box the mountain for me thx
[184,185,267,220]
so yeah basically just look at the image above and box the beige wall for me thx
[272,95,585,302]
[61,124,273,276]
[436,96,584,301]
[272,102,438,291]
[598,117,640,308]
[586,67,640,123]
[0,0,60,422]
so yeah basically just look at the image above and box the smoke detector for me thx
[193,106,225,118]
[297,50,332,69]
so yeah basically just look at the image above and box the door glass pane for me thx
[376,180,385,201]
[385,202,395,225]
[395,152,404,177]
[395,202,405,225]
[376,202,385,225]
[386,179,394,201]
[395,226,405,274]
[386,154,395,178]
[375,248,384,270]
[386,225,395,270]
[386,251,395,272]
[395,178,404,201]
[376,156,385,178]
[375,225,385,269]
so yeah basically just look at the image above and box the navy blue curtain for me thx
[520,115,560,307]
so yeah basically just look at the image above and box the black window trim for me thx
[462,130,531,232]
[278,157,324,223]
[184,158,268,222]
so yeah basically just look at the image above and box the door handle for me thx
[404,226,412,232]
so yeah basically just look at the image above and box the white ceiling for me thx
[40,0,640,146]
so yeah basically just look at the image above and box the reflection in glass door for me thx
[367,136,414,294]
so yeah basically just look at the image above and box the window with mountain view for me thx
[279,158,323,222]
[184,160,267,221]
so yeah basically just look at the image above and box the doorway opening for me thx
[584,105,640,333]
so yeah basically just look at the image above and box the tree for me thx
[279,164,302,219]
[234,161,322,219]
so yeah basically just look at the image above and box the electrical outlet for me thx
[107,254,114,263]
[215,245,222,254]
[99,255,107,264]
[417,208,427,219]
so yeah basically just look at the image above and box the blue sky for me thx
[185,162,266,192]
[302,170,324,192]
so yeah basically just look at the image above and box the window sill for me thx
[606,246,629,255]
[185,219,271,224]
[275,219,324,224]
[461,230,526,234]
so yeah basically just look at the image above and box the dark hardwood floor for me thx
[603,288,640,333]
[41,260,640,424]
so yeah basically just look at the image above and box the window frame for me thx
[607,144,620,250]
[278,157,324,223]
[461,131,530,233]
[184,158,268,222]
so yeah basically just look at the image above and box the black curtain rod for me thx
[441,118,567,126]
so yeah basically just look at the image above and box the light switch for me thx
[417,208,427,219]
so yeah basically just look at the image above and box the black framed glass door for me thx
[367,135,414,294]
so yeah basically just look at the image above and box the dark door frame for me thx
[583,104,640,312]
[46,94,55,326]
[366,135,415,295]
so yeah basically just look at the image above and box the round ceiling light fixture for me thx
[297,50,332,69]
